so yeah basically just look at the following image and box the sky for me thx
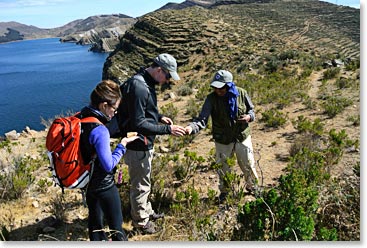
[0,0,184,28]
[0,0,361,29]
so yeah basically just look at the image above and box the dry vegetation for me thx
[0,0,360,242]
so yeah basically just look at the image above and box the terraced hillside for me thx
[103,0,359,83]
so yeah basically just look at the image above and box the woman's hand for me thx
[120,135,139,147]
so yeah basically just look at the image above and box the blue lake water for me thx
[0,38,109,136]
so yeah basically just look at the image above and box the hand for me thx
[170,125,186,137]
[237,114,251,123]
[120,135,139,147]
[161,116,173,125]
[185,126,193,135]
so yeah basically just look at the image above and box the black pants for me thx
[86,185,128,241]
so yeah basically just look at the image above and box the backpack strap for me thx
[80,116,102,125]
[79,116,102,206]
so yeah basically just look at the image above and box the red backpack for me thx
[46,114,101,191]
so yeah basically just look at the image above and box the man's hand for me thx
[185,126,193,135]
[237,114,251,123]
[161,116,173,125]
[170,125,186,136]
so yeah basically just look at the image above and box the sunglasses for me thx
[108,103,118,114]
[162,68,171,80]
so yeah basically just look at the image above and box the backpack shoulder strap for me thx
[80,116,102,125]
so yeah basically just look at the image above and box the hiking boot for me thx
[135,221,158,235]
[150,212,164,221]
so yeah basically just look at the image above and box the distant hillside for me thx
[54,14,135,37]
[157,0,215,10]
[0,14,136,51]
[0,21,53,42]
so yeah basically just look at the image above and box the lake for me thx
[0,38,109,136]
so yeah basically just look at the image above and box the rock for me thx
[5,130,20,140]
[159,146,170,153]
[169,92,177,100]
[23,126,38,136]
[332,59,344,67]
[32,201,39,208]
[163,93,170,100]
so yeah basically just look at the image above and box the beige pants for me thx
[215,135,258,193]
[124,149,155,227]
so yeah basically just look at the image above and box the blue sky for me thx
[0,0,184,28]
[0,0,361,29]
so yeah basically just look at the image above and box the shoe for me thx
[135,221,158,235]
[150,212,164,221]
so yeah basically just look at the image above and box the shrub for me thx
[0,156,37,201]
[260,108,287,128]
[234,129,350,241]
[160,103,179,121]
[177,84,193,96]
[291,115,324,137]
[322,96,353,118]
[322,67,340,80]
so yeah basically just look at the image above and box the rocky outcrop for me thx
[0,14,136,50]
[0,28,24,43]
[58,15,136,52]
[60,26,132,52]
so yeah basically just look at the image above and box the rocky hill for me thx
[0,14,136,52]
[57,14,136,52]
[0,0,360,241]
[0,22,53,42]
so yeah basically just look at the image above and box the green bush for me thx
[322,67,340,80]
[160,102,179,121]
[322,96,353,118]
[234,129,350,241]
[0,156,37,201]
[260,109,287,128]
[291,115,324,137]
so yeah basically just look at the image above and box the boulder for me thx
[5,130,20,140]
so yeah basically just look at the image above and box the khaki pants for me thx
[124,149,155,227]
[215,135,258,193]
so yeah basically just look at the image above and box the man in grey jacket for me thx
[112,53,186,234]
[185,70,259,203]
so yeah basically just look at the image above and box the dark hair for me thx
[90,80,121,108]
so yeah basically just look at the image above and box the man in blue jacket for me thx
[112,53,186,234]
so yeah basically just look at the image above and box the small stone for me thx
[32,201,39,208]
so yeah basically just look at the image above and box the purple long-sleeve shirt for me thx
[89,125,126,172]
